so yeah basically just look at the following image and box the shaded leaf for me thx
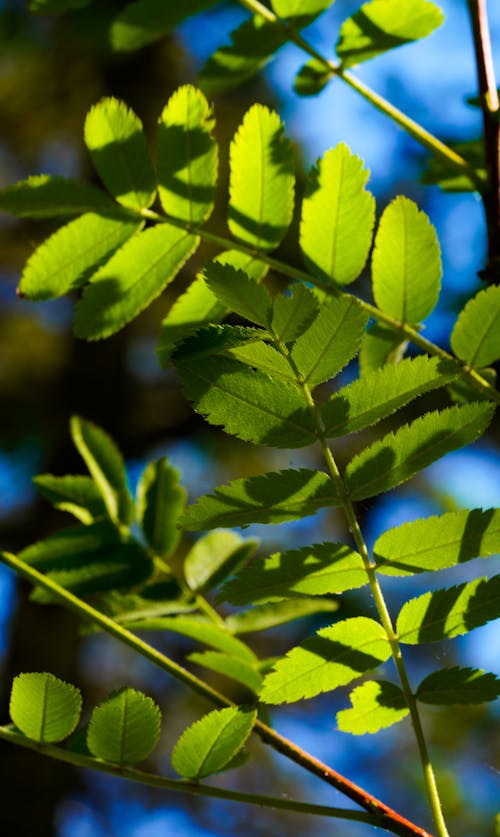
[33,474,108,524]
[359,322,408,376]
[450,285,500,368]
[123,615,256,662]
[111,0,219,51]
[172,706,256,779]
[447,366,497,405]
[189,651,262,693]
[416,667,500,705]
[137,457,186,558]
[87,688,161,765]
[337,680,408,734]
[226,341,296,382]
[10,672,81,743]
[271,0,335,18]
[0,175,114,218]
[184,529,259,593]
[204,261,272,327]
[271,285,319,343]
[294,58,333,96]
[225,598,339,634]
[421,139,485,193]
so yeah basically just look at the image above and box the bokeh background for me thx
[0,1,499,835]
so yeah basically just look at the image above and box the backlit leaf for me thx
[33,474,108,524]
[271,0,335,18]
[450,286,500,368]
[337,680,408,734]
[416,667,500,705]
[111,0,219,51]
[184,529,259,593]
[189,651,263,693]
[0,175,114,218]
[271,285,319,343]
[87,688,161,765]
[359,322,408,375]
[123,615,256,662]
[172,706,256,779]
[137,458,186,559]
[10,673,81,743]
[226,341,296,382]
[225,598,339,634]
[294,59,333,96]
[204,261,272,327]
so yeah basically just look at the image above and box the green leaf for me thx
[337,680,408,734]
[176,355,316,448]
[416,667,500,705]
[122,615,256,662]
[260,617,391,704]
[29,0,90,11]
[421,139,485,193]
[359,322,408,376]
[137,458,186,558]
[397,575,500,644]
[300,144,375,285]
[110,0,219,51]
[346,402,494,501]
[0,175,114,218]
[322,356,457,437]
[374,508,500,576]
[372,196,441,324]
[220,542,366,605]
[229,105,294,251]
[184,530,259,593]
[336,0,444,68]
[71,415,134,525]
[189,651,263,693]
[33,474,108,524]
[157,85,218,225]
[18,213,141,301]
[226,341,296,382]
[447,366,497,405]
[87,688,161,765]
[271,0,334,19]
[225,598,339,634]
[182,469,341,530]
[294,58,333,96]
[10,673,81,743]
[74,225,198,340]
[290,296,368,386]
[172,706,256,779]
[204,262,272,327]
[271,285,320,343]
[450,286,500,368]
[84,98,156,210]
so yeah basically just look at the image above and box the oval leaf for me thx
[10,672,81,743]
[110,0,219,52]
[137,457,186,558]
[0,175,114,218]
[416,667,500,705]
[184,529,259,594]
[171,706,256,779]
[337,680,408,734]
[450,285,500,368]
[87,687,161,765]
[33,474,108,524]
[225,598,339,634]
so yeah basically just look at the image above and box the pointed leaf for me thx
[450,285,500,368]
[300,144,375,285]
[372,196,441,323]
[172,706,256,779]
[226,341,296,382]
[0,175,114,218]
[294,58,333,96]
[291,296,368,386]
[337,680,408,734]
[137,458,186,558]
[271,285,320,343]
[220,542,366,605]
[182,469,341,530]
[18,213,141,301]
[336,0,444,68]
[10,673,81,744]
[157,85,218,225]
[204,262,272,327]
[87,688,161,765]
[229,105,294,251]
[111,0,219,51]
[322,356,457,437]
[416,667,500,705]
[346,402,494,501]
[84,98,156,210]
[189,651,262,693]
[397,575,500,644]
[33,474,108,524]
[184,530,259,593]
[74,225,198,340]
[71,415,134,524]
[122,615,256,662]
[374,508,500,576]
[225,598,339,634]
[260,617,391,704]
[359,322,408,376]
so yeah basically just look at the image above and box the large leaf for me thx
[171,706,256,779]
[33,474,108,524]
[220,542,366,605]
[374,508,500,576]
[260,617,391,704]
[204,262,272,327]
[416,667,500,705]
[359,322,408,376]
[122,615,256,662]
[136,458,186,558]
[0,175,114,218]
[188,651,263,693]
[336,680,408,734]
[322,356,456,437]
[182,469,341,530]
[372,196,441,324]
[10,673,81,743]
[184,530,259,594]
[157,85,218,225]
[271,285,319,343]
[397,575,500,644]
[87,688,161,765]
[290,296,368,386]
[111,0,219,51]
[300,144,375,285]
[336,0,444,68]
[18,213,140,301]
[74,225,198,340]
[450,286,500,368]
[84,98,156,210]
[228,105,294,251]
[225,598,339,634]
[346,402,494,501]
[71,415,134,524]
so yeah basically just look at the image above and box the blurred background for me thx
[0,1,499,835]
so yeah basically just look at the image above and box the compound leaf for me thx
[87,688,161,765]
[33,474,108,524]
[189,651,263,693]
[10,672,81,743]
[225,598,338,634]
[337,680,408,734]
[359,322,408,375]
[416,667,500,705]
[111,0,219,51]
[450,285,500,368]
[204,262,272,327]
[271,285,319,343]
[137,458,186,558]
[0,175,114,218]
[171,706,256,779]
[184,529,259,594]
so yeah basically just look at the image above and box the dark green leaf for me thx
[359,322,408,376]
[450,286,500,368]
[271,285,319,343]
[10,673,81,743]
[416,667,500,705]
[171,706,256,779]
[87,688,161,765]
[294,58,333,96]
[33,474,108,524]
[421,139,485,193]
[184,529,259,593]
[204,262,272,327]
[0,175,114,218]
[225,598,339,634]
[111,0,219,51]
[29,0,90,11]
[189,651,263,693]
[137,458,186,558]
[122,615,256,662]
[337,680,408,734]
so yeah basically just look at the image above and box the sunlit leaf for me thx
[10,673,81,743]
[87,688,161,765]
[184,529,259,593]
[450,285,500,368]
[189,651,263,693]
[122,615,257,662]
[0,175,114,218]
[225,598,339,634]
[111,0,219,51]
[204,262,272,327]
[337,680,408,734]
[271,0,335,18]
[416,667,500,705]
[359,322,408,375]
[33,474,108,524]
[137,458,186,558]
[226,340,296,382]
[271,285,319,343]
[172,706,256,779]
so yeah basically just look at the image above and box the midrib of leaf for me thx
[104,110,142,208]
[401,204,408,323]
[119,690,128,764]
[257,112,265,252]
[303,299,353,383]
[185,90,194,226]
[469,306,500,367]
[39,675,49,742]
[102,229,193,294]
[328,152,344,279]
[198,713,234,775]
[380,521,500,564]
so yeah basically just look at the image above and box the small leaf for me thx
[336,0,444,68]
[10,673,81,743]
[137,458,186,558]
[229,105,294,251]
[294,59,333,96]
[359,322,408,375]
[300,144,375,285]
[33,474,108,524]
[157,85,218,225]
[87,688,161,765]
[111,0,219,51]
[226,341,296,382]
[260,617,391,704]
[397,575,500,644]
[271,285,319,343]
[189,651,263,693]
[372,196,441,324]
[450,285,500,368]
[346,402,494,501]
[84,98,156,210]
[29,0,90,11]
[416,667,500,705]
[225,598,339,634]
[184,529,259,593]
[337,680,408,734]
[74,225,198,340]
[271,0,334,19]
[182,469,341,530]
[0,175,114,218]
[122,615,256,662]
[172,706,257,779]
[204,262,272,327]
[70,416,134,525]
